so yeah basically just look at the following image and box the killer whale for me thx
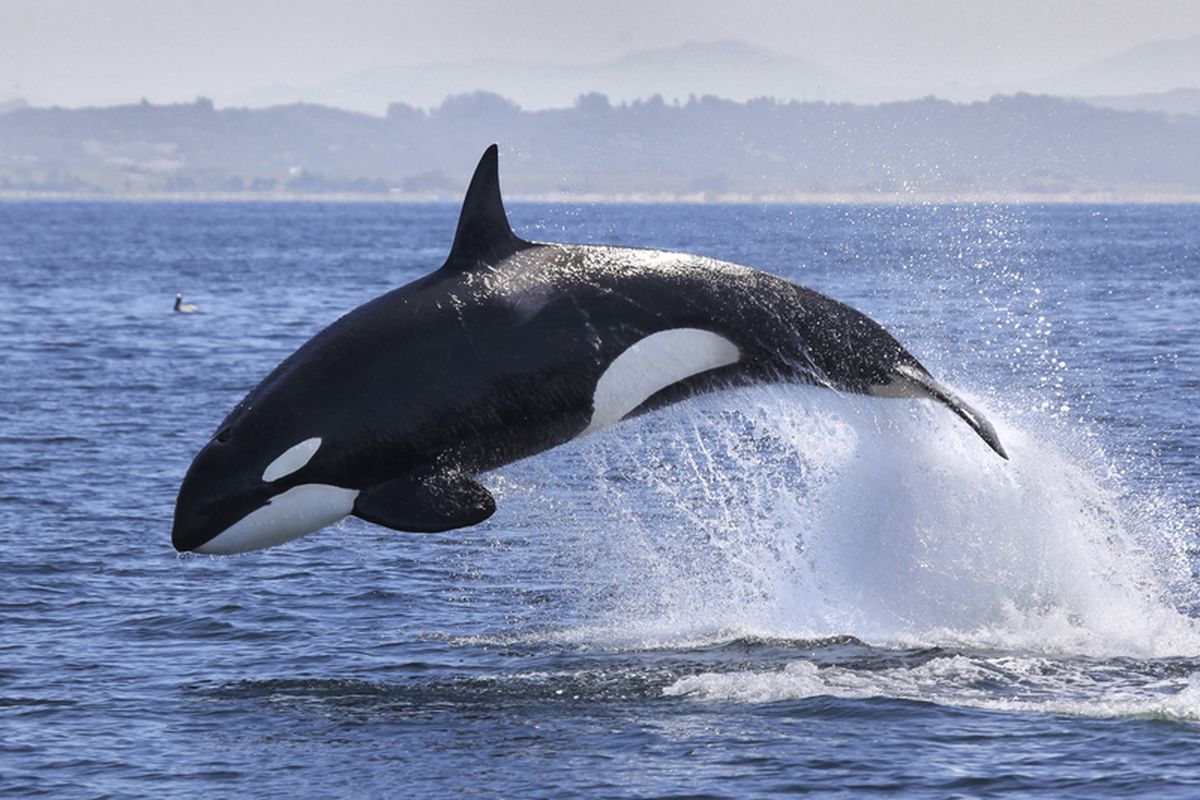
[172,145,1006,555]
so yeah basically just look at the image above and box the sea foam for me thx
[495,383,1199,658]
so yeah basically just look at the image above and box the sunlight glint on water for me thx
[506,385,1200,659]
[2,201,1198,798]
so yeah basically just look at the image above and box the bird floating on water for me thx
[174,293,198,314]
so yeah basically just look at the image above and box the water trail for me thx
[664,657,1200,722]
[494,384,1200,657]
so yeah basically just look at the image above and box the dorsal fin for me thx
[446,144,526,267]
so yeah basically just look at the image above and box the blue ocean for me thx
[2,200,1199,798]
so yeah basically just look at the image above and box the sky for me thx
[4,0,1200,107]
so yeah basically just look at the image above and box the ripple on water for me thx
[1,202,1199,798]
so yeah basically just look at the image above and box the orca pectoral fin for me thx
[353,470,497,533]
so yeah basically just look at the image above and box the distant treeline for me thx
[2,92,1199,197]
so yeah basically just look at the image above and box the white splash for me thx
[664,657,1200,722]
[496,383,1199,658]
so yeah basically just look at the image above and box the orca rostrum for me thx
[172,145,1006,555]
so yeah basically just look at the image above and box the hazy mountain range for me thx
[1040,35,1200,97]
[3,34,1199,201]
[3,92,1198,200]
[215,36,1200,113]
[230,40,873,112]
[1084,87,1200,116]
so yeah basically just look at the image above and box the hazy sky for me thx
[5,0,1200,106]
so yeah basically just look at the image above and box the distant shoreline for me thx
[4,190,1200,205]
[6,94,1199,202]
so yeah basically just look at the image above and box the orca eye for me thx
[214,427,232,444]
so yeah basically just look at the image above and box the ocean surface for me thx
[2,200,1199,798]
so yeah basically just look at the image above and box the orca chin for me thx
[173,144,1008,555]
[175,484,360,555]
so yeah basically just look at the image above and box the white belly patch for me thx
[583,328,740,435]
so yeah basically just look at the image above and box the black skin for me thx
[172,146,1001,553]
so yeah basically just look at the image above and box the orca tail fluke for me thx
[893,364,1009,460]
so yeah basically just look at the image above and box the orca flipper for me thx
[353,469,497,533]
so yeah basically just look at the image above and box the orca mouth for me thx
[173,484,360,555]
[172,474,268,554]
[171,497,248,553]
[171,512,219,553]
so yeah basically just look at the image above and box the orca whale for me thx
[172,145,1007,555]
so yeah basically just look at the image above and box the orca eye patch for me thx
[262,437,323,482]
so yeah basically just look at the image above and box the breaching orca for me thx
[172,145,1006,555]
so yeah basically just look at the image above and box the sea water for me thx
[1,201,1198,797]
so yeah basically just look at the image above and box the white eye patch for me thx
[262,437,322,482]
